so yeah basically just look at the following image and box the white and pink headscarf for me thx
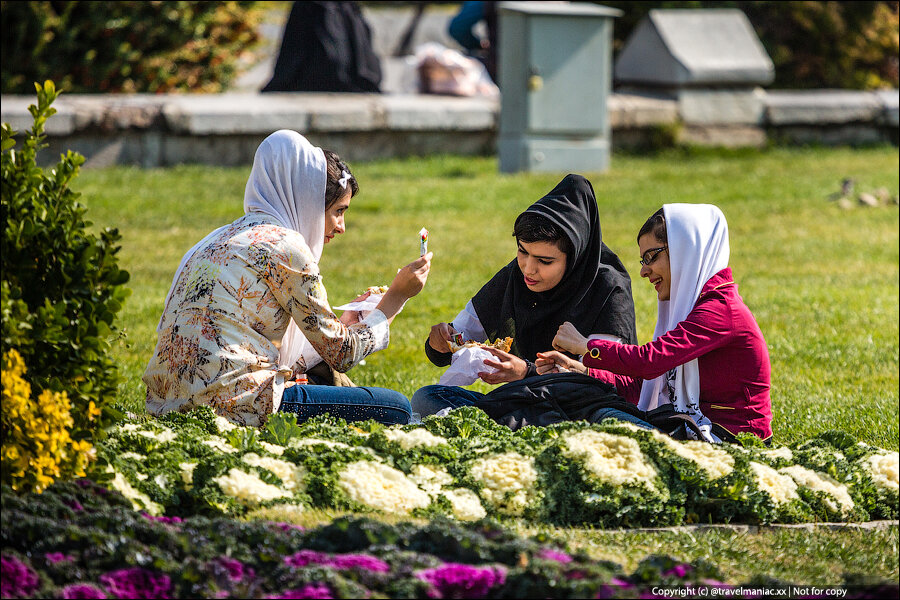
[637,204,730,442]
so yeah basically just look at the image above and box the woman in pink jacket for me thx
[537,204,772,443]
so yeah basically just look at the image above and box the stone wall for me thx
[1,89,896,167]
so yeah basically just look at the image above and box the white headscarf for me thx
[637,204,730,442]
[160,130,328,410]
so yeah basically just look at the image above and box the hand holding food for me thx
[376,253,432,322]
[428,322,458,353]
[535,350,587,375]
[479,346,528,384]
[388,252,432,300]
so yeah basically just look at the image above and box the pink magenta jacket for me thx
[584,268,773,440]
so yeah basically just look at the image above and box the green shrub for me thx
[0,1,263,94]
[606,1,899,90]
[1,81,130,442]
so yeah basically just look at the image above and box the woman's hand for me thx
[377,252,433,322]
[535,350,587,375]
[428,322,457,353]
[338,291,370,326]
[479,347,528,384]
[390,252,433,299]
[552,321,589,356]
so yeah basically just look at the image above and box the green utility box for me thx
[498,1,621,173]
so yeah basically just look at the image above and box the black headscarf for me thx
[471,174,637,361]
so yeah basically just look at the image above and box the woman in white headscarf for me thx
[143,130,432,427]
[538,204,772,443]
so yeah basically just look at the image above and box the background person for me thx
[261,1,382,93]
[412,174,637,416]
[144,130,431,427]
[539,205,772,443]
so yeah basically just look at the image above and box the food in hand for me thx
[365,285,390,295]
[419,227,429,256]
[449,336,513,353]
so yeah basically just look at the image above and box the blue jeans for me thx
[411,385,484,417]
[279,385,411,425]
[411,384,654,429]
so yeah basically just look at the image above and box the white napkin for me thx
[438,346,497,386]
[334,293,385,318]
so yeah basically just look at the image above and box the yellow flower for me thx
[1,350,95,493]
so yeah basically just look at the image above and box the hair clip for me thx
[338,170,351,189]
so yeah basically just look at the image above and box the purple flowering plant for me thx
[2,481,898,599]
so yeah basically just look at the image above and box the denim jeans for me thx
[279,384,412,425]
[410,385,484,417]
[411,384,654,430]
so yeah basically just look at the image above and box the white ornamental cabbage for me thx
[108,469,163,515]
[749,461,799,506]
[214,416,238,433]
[383,428,449,450]
[120,451,146,461]
[213,468,292,505]
[779,465,855,516]
[863,452,899,493]
[441,488,487,521]
[338,460,431,514]
[241,452,307,492]
[408,464,455,495]
[202,436,239,454]
[761,447,794,462]
[119,423,178,444]
[653,432,735,480]
[469,452,538,515]
[180,462,197,487]
[562,430,657,490]
[259,441,286,456]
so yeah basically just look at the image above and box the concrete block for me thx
[765,90,882,125]
[607,93,678,128]
[383,95,497,130]
[615,9,774,87]
[678,87,766,125]
[305,95,382,131]
[1,95,77,135]
[162,93,311,134]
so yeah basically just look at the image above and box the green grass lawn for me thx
[75,146,899,450]
[71,145,899,584]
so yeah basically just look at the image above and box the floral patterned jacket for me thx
[143,214,389,426]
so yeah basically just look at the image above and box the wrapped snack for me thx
[419,227,429,256]
[438,337,513,386]
[366,285,390,295]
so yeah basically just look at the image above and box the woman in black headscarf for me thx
[412,174,637,416]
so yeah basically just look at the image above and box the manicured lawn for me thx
[54,145,900,586]
[75,146,899,450]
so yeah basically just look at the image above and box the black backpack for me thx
[473,372,707,440]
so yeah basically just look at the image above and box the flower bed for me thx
[2,480,897,599]
[90,407,897,527]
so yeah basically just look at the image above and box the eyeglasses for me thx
[639,246,667,267]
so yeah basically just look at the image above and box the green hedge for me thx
[0,1,263,94]
[606,1,899,90]
[1,81,129,440]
